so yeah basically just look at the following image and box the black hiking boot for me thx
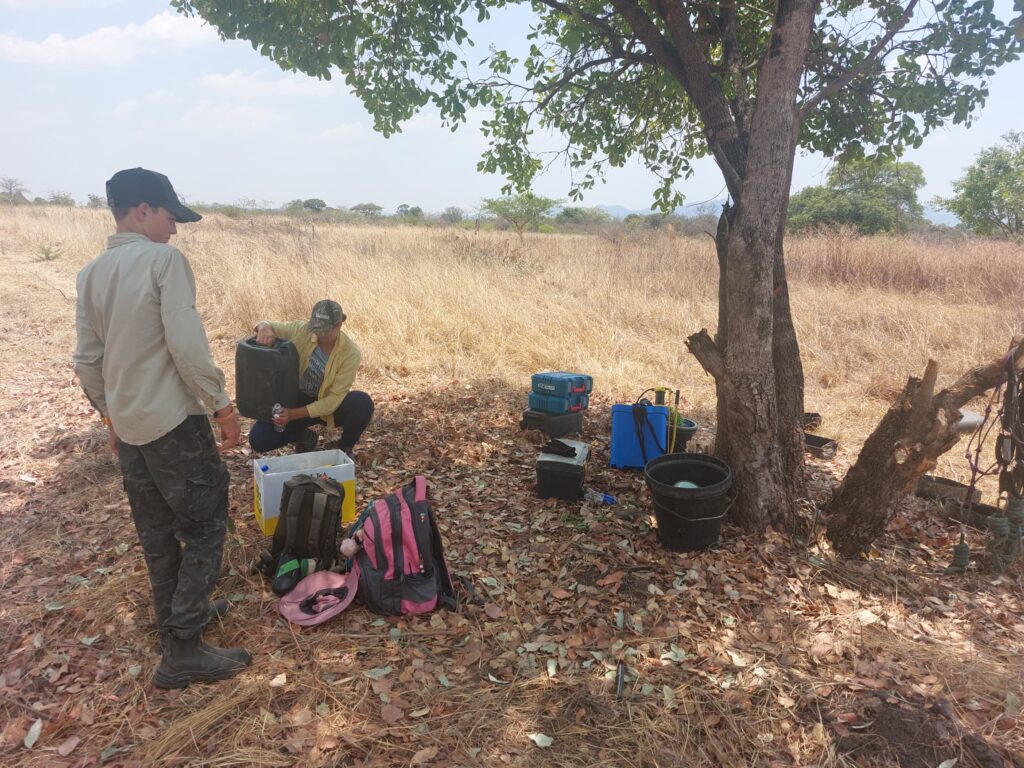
[154,634,251,689]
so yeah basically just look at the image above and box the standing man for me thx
[74,168,251,688]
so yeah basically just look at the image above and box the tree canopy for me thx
[174,0,1019,211]
[788,159,926,234]
[935,131,1024,239]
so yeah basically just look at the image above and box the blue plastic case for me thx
[531,371,594,398]
[527,392,589,413]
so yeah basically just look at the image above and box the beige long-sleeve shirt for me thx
[74,232,230,446]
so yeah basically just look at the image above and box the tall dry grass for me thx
[2,206,1021,465]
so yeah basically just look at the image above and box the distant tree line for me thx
[4,134,1021,240]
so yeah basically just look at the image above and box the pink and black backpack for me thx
[348,475,456,615]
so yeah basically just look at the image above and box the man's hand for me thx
[255,323,276,346]
[105,420,120,456]
[214,405,242,452]
[217,411,242,452]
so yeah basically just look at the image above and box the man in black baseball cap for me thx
[106,167,202,223]
[75,167,251,688]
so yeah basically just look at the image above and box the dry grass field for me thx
[0,206,1022,767]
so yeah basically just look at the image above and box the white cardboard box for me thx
[253,449,356,535]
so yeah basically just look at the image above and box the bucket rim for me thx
[644,453,733,499]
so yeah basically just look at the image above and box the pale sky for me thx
[2,0,1021,215]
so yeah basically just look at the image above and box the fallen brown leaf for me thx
[411,745,439,765]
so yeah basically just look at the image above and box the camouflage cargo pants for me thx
[118,415,229,639]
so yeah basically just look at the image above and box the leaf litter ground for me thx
[1,263,1022,767]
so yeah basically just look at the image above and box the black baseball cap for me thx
[105,168,202,223]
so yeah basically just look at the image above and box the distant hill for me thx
[923,205,958,226]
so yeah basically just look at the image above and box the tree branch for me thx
[603,0,744,200]
[719,0,750,143]
[907,358,939,437]
[799,0,919,118]
[534,0,635,61]
[649,0,747,193]
[686,328,726,381]
[939,336,1024,409]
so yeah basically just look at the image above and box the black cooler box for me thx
[536,439,590,500]
[520,408,584,438]
[235,336,301,422]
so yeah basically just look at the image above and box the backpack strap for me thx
[429,514,457,610]
[413,475,428,503]
[415,478,456,609]
[307,492,328,564]
[283,484,304,553]
[385,494,405,578]
[300,475,344,497]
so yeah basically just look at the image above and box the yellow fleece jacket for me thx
[260,320,361,430]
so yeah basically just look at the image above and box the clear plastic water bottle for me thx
[272,403,285,433]
[583,488,617,505]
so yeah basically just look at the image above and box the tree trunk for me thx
[825,340,1024,557]
[712,205,735,459]
[687,0,817,532]
[772,240,806,502]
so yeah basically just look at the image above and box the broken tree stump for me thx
[824,338,1024,558]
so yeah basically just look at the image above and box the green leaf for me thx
[662,685,678,711]
[660,644,689,663]
[364,666,392,680]
[527,732,553,748]
[437,674,451,687]
[316,703,330,716]
[23,719,42,749]
[1006,691,1021,716]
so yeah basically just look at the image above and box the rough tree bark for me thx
[825,339,1024,557]
[686,0,816,532]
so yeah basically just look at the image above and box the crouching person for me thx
[73,168,251,688]
[248,300,374,461]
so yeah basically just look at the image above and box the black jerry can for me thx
[235,336,300,421]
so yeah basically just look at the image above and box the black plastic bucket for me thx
[668,418,698,453]
[644,453,733,552]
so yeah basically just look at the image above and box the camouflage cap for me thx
[308,299,345,334]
